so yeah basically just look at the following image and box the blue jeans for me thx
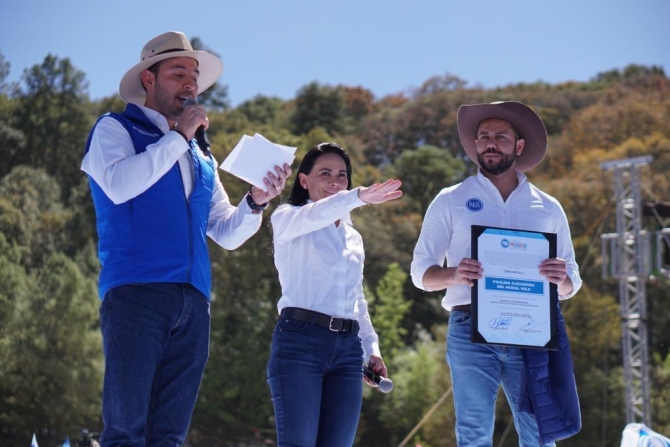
[99,283,211,447]
[447,311,555,447]
[267,317,364,447]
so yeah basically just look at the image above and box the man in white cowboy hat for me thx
[411,101,583,446]
[81,31,291,446]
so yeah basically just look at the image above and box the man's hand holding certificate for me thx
[471,225,559,350]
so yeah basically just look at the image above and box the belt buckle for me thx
[329,317,340,332]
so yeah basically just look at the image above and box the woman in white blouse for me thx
[267,142,402,447]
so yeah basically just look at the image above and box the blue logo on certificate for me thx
[500,238,510,248]
[466,198,483,212]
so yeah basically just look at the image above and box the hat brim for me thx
[457,101,547,172]
[119,50,223,105]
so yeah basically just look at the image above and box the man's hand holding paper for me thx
[250,163,292,205]
[220,133,295,205]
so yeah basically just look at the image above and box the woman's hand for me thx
[358,179,403,204]
[364,355,388,388]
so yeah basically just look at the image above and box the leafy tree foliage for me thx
[10,55,92,201]
[0,52,11,94]
[413,73,468,98]
[367,262,412,360]
[593,64,666,85]
[387,144,467,215]
[0,253,101,446]
[359,336,454,447]
[290,81,346,136]
[0,167,101,445]
[237,94,287,125]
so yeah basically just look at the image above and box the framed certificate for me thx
[471,225,558,350]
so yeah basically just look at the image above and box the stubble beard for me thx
[153,81,182,122]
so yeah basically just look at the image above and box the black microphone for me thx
[182,97,211,157]
[363,364,394,393]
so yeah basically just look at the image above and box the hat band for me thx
[143,47,191,62]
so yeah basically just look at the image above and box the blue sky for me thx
[2,0,668,106]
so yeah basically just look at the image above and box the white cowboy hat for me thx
[119,31,223,105]
[457,101,548,172]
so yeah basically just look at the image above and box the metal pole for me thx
[600,157,652,426]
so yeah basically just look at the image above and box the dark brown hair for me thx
[288,142,352,206]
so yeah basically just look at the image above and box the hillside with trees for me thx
[0,47,669,446]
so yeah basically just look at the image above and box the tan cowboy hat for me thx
[119,31,224,105]
[457,101,547,172]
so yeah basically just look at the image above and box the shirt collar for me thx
[136,105,171,134]
[475,169,527,189]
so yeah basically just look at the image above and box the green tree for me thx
[0,166,70,270]
[593,64,666,85]
[0,234,28,338]
[360,88,486,166]
[91,93,126,116]
[0,164,102,445]
[291,81,346,136]
[11,55,92,201]
[0,253,101,446]
[367,262,412,360]
[0,52,25,179]
[237,94,286,125]
[358,337,454,447]
[0,51,10,93]
[651,353,670,437]
[560,285,624,446]
[388,144,467,215]
[413,73,467,98]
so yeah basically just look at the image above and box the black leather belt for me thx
[451,304,471,313]
[280,307,359,334]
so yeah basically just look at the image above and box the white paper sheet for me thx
[220,133,296,191]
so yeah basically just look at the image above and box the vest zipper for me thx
[185,145,197,283]
[186,198,193,283]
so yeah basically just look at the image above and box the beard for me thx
[477,148,517,176]
[152,81,183,122]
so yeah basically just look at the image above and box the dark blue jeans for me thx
[100,283,210,447]
[267,317,364,447]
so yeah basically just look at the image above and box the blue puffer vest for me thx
[518,305,582,444]
[85,104,215,300]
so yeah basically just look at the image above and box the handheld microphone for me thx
[182,97,211,157]
[363,364,394,393]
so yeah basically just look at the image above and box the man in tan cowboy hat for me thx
[81,31,291,446]
[411,101,582,445]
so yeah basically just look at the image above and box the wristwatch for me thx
[246,191,269,212]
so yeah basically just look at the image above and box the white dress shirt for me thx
[271,188,381,362]
[81,104,262,250]
[411,170,582,311]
